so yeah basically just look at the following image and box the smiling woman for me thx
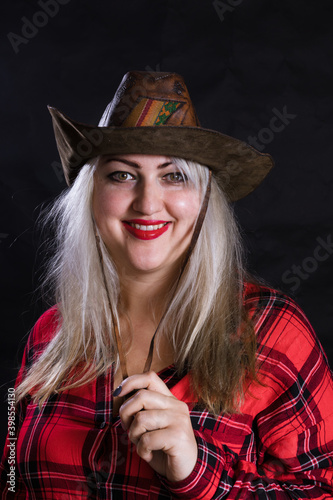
[93,154,202,275]
[1,71,333,499]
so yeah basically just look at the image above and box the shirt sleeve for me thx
[0,308,59,499]
[161,289,333,499]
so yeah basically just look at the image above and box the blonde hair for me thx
[16,157,256,414]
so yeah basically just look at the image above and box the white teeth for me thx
[129,222,166,231]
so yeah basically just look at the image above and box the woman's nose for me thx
[132,181,163,215]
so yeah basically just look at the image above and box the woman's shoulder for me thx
[243,281,307,323]
[28,306,60,349]
[242,281,323,360]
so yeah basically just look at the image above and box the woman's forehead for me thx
[99,153,173,166]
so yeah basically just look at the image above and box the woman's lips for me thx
[122,220,170,240]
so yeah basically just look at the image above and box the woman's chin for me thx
[127,259,170,274]
[118,254,181,277]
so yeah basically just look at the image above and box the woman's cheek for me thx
[95,188,127,220]
[168,192,200,219]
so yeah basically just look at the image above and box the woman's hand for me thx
[116,371,198,482]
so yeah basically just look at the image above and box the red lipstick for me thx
[122,219,170,240]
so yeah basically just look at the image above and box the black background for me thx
[1,0,333,449]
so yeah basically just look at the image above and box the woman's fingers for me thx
[115,371,198,482]
[115,371,173,399]
[133,420,198,481]
[127,409,198,481]
[119,387,181,430]
[135,426,182,461]
[117,371,179,430]
[127,407,184,444]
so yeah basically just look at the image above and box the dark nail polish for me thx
[113,385,122,397]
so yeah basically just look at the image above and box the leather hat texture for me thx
[48,71,273,201]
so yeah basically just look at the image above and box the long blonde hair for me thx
[16,157,256,414]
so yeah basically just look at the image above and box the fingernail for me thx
[113,385,122,397]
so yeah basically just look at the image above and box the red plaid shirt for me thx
[1,283,333,499]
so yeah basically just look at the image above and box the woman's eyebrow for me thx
[105,158,173,170]
[157,162,173,170]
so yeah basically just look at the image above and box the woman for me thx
[1,71,333,499]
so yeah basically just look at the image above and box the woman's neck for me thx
[119,269,176,320]
[113,269,177,381]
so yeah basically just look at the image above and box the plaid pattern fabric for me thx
[1,283,333,499]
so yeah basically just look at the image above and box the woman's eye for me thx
[108,171,135,182]
[164,172,187,183]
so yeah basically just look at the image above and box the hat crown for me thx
[99,71,201,128]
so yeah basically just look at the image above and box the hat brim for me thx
[48,106,273,202]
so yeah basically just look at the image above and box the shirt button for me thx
[96,482,101,489]
[99,421,106,429]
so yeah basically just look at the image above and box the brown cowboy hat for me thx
[48,71,273,201]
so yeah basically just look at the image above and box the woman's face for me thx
[93,154,201,277]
